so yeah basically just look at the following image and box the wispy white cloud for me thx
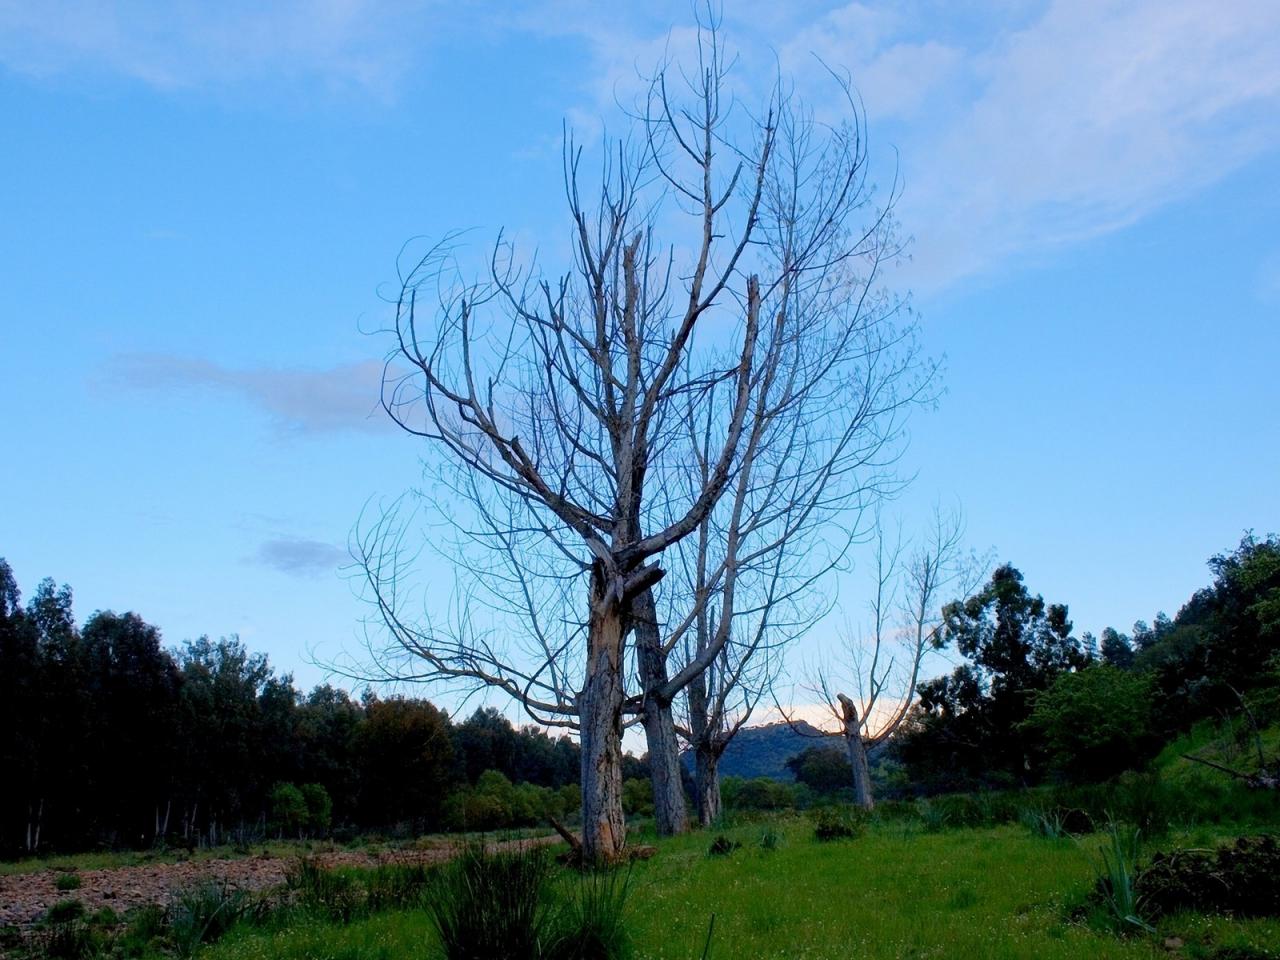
[516,0,1280,291]
[104,353,390,435]
[0,0,425,94]
[7,1,1278,290]
[900,0,1280,289]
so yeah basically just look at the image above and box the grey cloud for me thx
[255,537,348,578]
[105,353,392,435]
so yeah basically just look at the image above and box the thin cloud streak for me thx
[104,353,391,435]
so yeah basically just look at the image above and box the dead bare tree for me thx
[353,20,922,863]
[801,509,981,809]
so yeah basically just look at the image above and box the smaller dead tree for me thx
[799,509,982,808]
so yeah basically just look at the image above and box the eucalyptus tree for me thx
[355,22,921,862]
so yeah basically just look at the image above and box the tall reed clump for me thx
[552,867,632,960]
[1021,806,1069,840]
[424,842,631,960]
[284,856,365,922]
[1093,821,1154,935]
[168,881,250,958]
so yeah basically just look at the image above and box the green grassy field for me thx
[200,817,1280,960]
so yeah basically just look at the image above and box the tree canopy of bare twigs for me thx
[351,18,929,862]
[797,508,983,808]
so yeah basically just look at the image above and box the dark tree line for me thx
[892,534,1280,792]
[0,558,642,857]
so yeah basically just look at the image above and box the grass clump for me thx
[758,825,781,851]
[53,872,81,892]
[811,806,866,842]
[424,842,631,960]
[43,900,86,925]
[425,843,557,958]
[168,881,250,957]
[284,856,363,922]
[1022,806,1093,839]
[552,868,632,960]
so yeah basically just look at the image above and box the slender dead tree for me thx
[638,338,912,828]
[354,21,921,863]
[802,509,980,809]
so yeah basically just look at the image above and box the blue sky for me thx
[1,0,1277,712]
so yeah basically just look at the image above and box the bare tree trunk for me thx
[578,573,627,864]
[694,744,722,827]
[839,694,874,810]
[845,732,874,810]
[686,661,724,827]
[26,798,42,853]
[633,589,688,837]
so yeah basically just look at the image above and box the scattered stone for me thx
[0,834,564,927]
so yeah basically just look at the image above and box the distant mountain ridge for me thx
[681,720,842,781]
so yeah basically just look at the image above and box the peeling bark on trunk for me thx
[578,571,627,865]
[633,589,689,837]
[695,743,722,827]
[839,693,874,810]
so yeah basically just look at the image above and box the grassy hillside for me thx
[199,817,1280,960]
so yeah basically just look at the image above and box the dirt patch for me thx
[0,836,563,928]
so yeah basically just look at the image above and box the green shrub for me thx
[871,799,918,822]
[1022,665,1154,780]
[621,778,654,818]
[707,835,740,856]
[812,806,866,842]
[721,776,800,812]
[269,782,310,838]
[301,783,333,836]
